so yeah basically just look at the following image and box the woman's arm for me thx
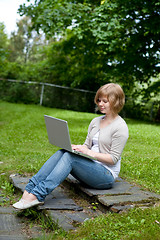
[72,144,114,165]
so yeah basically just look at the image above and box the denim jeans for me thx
[25,150,115,202]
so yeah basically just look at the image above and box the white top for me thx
[91,131,99,153]
[90,126,122,179]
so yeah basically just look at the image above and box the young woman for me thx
[13,83,129,210]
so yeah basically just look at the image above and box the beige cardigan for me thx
[84,115,129,164]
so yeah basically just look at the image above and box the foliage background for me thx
[0,0,160,120]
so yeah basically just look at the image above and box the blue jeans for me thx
[25,150,114,202]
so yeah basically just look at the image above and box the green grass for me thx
[0,101,160,240]
[49,207,160,240]
[120,119,160,194]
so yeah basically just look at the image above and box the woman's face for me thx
[97,96,111,114]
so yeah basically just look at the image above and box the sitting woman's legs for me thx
[71,156,114,189]
[24,151,114,202]
[29,151,73,201]
[25,149,65,195]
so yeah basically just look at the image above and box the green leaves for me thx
[0,0,157,100]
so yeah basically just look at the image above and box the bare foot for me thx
[22,191,37,202]
[22,190,30,199]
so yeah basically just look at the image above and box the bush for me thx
[42,85,95,112]
[0,80,41,104]
[0,79,159,121]
[122,98,160,122]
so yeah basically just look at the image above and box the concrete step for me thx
[9,174,97,231]
[66,174,160,213]
[0,207,28,240]
[9,173,160,232]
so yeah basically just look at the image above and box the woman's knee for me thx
[63,151,72,158]
[58,149,65,154]
[62,151,75,164]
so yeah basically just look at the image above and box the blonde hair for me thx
[94,83,125,113]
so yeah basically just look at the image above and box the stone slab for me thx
[0,207,27,240]
[10,174,30,192]
[66,174,160,210]
[48,210,91,231]
[10,174,83,211]
[0,236,27,240]
[66,175,135,196]
[0,207,22,232]
[98,188,160,208]
[9,174,97,232]
[10,173,160,217]
[66,175,160,199]
[98,193,155,207]
[110,205,134,213]
[39,188,83,211]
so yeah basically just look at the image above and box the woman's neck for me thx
[100,113,118,128]
[103,113,118,121]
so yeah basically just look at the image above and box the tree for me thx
[8,16,45,63]
[0,22,9,76]
[18,0,160,91]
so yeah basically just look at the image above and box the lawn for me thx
[0,101,160,240]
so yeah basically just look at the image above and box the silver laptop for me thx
[44,115,95,160]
